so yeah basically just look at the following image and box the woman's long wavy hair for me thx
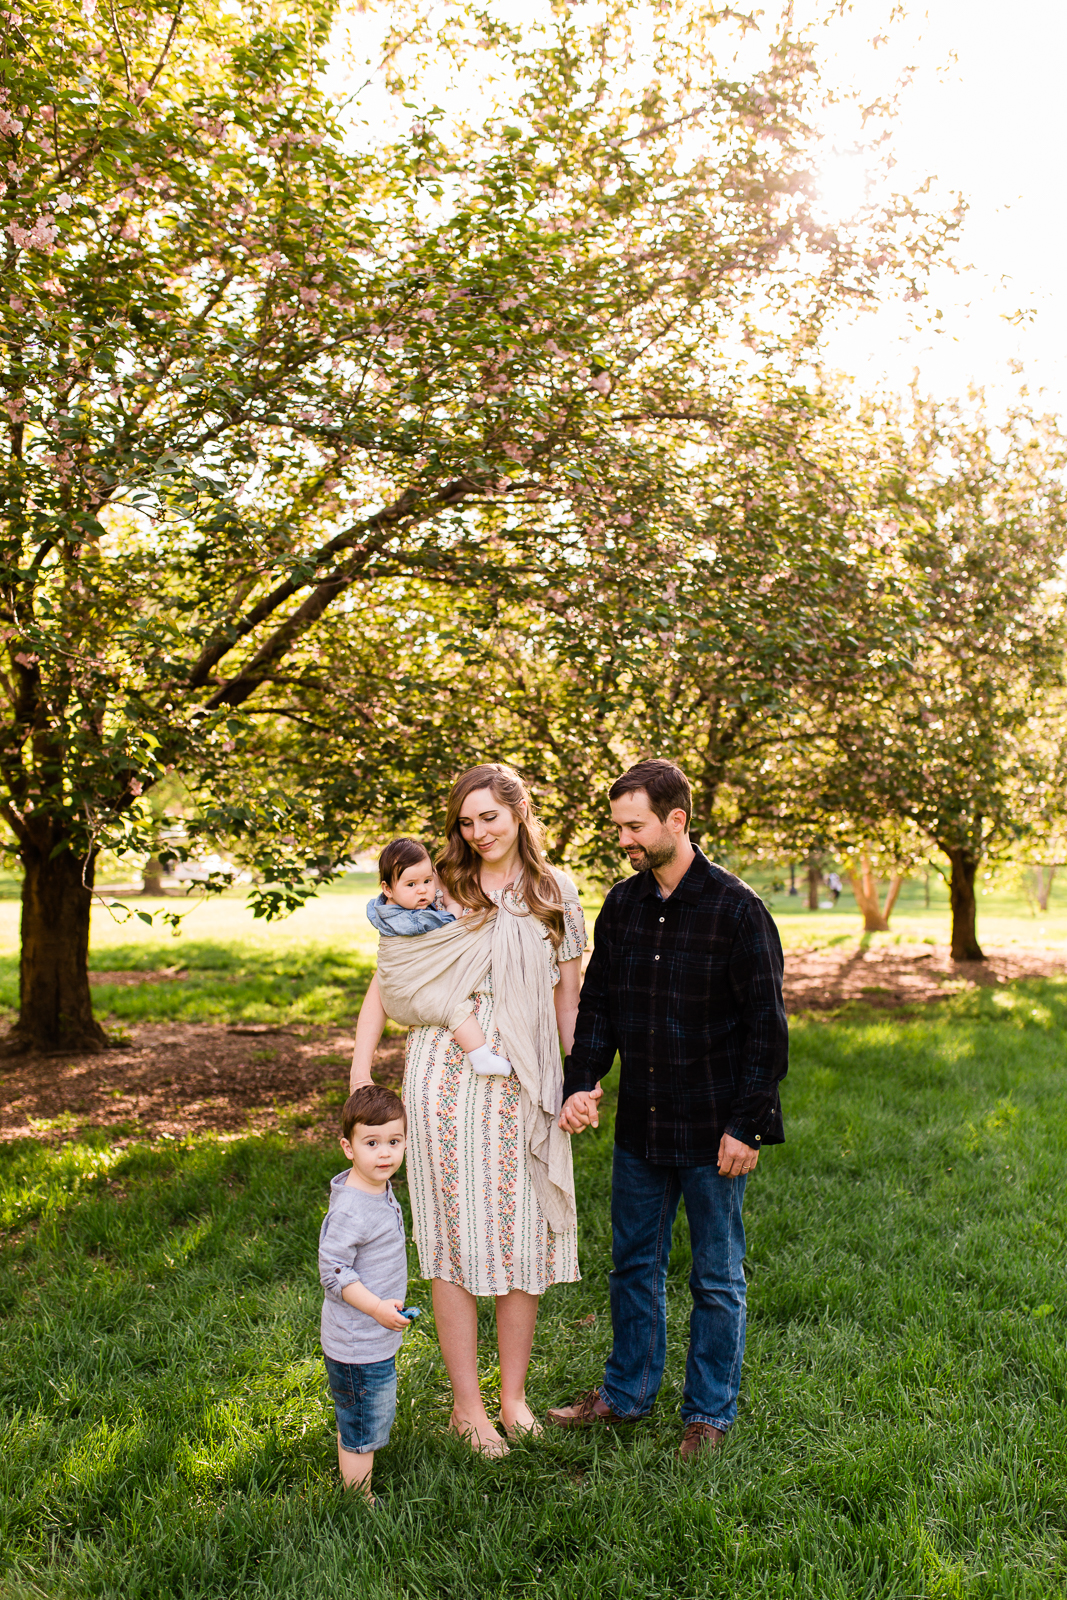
[436,764,565,948]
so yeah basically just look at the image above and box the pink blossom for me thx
[14,652,38,667]
[6,215,59,253]
[590,373,610,394]
[128,778,143,795]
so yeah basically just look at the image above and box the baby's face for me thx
[384,858,437,910]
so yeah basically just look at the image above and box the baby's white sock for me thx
[468,1043,513,1077]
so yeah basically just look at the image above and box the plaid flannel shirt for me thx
[562,846,787,1164]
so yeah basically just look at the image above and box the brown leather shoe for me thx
[678,1422,725,1461]
[546,1389,630,1428]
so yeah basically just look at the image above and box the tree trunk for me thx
[1036,865,1056,913]
[7,843,109,1053]
[141,854,166,895]
[883,874,904,922]
[806,860,820,911]
[845,856,890,932]
[945,847,984,961]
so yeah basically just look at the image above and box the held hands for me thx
[717,1132,759,1177]
[558,1082,604,1135]
[373,1297,415,1332]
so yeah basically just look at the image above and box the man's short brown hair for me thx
[378,837,431,887]
[341,1084,407,1140]
[608,760,692,827]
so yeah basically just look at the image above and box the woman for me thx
[350,763,586,1456]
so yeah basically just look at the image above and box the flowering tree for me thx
[0,0,952,1049]
[824,400,1067,959]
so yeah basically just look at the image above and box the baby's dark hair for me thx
[341,1084,407,1140]
[378,837,432,887]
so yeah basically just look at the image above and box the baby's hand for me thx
[374,1297,414,1332]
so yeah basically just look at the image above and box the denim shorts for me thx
[323,1354,397,1454]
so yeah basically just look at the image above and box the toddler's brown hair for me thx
[341,1084,407,1140]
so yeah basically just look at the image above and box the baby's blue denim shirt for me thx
[366,894,456,937]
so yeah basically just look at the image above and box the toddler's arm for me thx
[341,1280,412,1332]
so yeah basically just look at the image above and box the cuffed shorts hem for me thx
[324,1354,397,1454]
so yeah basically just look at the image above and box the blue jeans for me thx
[323,1354,397,1453]
[600,1145,747,1432]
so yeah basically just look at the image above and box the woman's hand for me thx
[558,1083,603,1134]
[350,973,387,1091]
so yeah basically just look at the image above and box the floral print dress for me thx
[402,882,586,1296]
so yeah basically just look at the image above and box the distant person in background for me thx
[827,871,843,904]
[548,760,788,1460]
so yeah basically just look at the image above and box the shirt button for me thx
[654,955,660,962]
[659,917,665,923]
[650,1106,655,1113]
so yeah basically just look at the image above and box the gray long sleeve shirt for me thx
[318,1171,408,1364]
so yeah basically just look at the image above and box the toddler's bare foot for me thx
[449,1411,509,1457]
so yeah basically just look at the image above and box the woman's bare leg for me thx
[432,1278,507,1455]
[496,1288,540,1433]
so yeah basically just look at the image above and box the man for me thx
[547,759,788,1459]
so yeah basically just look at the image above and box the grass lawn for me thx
[3,970,1067,1596]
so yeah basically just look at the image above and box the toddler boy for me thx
[319,1083,412,1500]
[366,837,511,1075]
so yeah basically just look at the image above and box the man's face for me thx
[609,790,685,872]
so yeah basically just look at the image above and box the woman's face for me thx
[457,786,522,867]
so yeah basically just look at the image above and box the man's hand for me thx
[559,1083,603,1134]
[717,1133,759,1178]
[373,1297,415,1332]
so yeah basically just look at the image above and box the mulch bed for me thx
[1,941,1063,1144]
[0,1022,405,1145]
[782,940,1066,1012]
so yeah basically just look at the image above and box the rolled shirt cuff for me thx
[321,1267,363,1298]
[725,1122,764,1151]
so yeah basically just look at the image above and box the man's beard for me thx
[626,835,677,871]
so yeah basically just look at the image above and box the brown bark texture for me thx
[845,857,901,932]
[141,855,165,896]
[10,843,109,1053]
[806,860,821,911]
[946,847,985,961]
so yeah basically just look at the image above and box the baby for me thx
[367,838,512,1077]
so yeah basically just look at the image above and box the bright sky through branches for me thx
[331,1,1067,413]
[815,0,1067,411]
